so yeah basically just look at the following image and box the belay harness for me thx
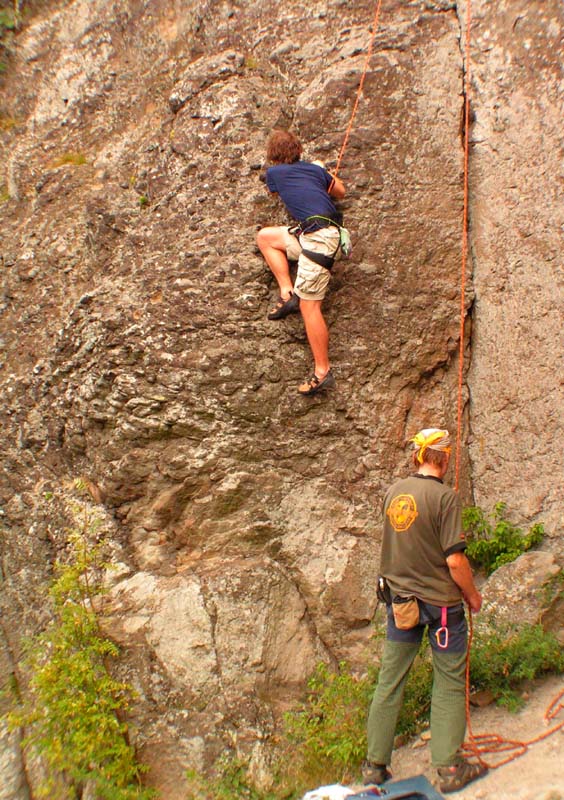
[292,214,352,271]
[377,576,451,649]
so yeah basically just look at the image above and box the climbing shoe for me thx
[298,369,336,396]
[267,292,300,320]
[437,760,487,793]
[361,760,392,786]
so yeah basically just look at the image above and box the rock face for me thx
[0,0,562,797]
[481,551,562,626]
[466,0,564,541]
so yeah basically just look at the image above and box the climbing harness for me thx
[303,215,353,259]
[291,214,352,271]
[300,247,338,271]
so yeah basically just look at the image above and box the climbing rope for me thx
[454,0,472,493]
[453,0,564,769]
[330,0,466,487]
[332,0,384,181]
[463,610,564,769]
[331,1,564,769]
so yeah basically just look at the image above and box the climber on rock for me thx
[256,129,346,396]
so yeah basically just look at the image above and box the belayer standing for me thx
[363,428,487,794]
[256,129,346,396]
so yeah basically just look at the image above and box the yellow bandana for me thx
[411,428,451,464]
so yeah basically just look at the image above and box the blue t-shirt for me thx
[266,161,339,224]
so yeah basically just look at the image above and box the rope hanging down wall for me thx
[454,0,472,494]
[331,0,384,182]
[449,0,564,771]
[331,0,466,484]
[332,0,564,775]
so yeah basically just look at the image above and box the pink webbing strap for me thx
[436,606,449,649]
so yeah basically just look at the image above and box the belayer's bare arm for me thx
[446,551,482,613]
[328,174,346,199]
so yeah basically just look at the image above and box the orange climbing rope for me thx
[330,0,465,489]
[331,0,466,487]
[454,0,564,771]
[454,0,472,493]
[463,611,564,770]
[333,0,564,776]
[333,2,564,766]
[331,0,384,181]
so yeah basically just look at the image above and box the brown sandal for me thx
[438,760,487,793]
[298,370,336,396]
[361,760,392,786]
[267,293,299,320]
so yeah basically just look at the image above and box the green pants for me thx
[366,640,467,767]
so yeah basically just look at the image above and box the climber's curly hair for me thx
[266,129,303,164]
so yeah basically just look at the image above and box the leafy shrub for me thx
[0,9,15,72]
[0,8,18,33]
[7,504,154,800]
[462,502,544,574]
[281,650,434,791]
[278,623,562,792]
[470,621,564,710]
[186,759,279,800]
[283,661,374,785]
[185,616,563,799]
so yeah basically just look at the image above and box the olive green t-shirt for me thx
[380,474,467,606]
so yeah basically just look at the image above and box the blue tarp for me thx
[348,774,444,800]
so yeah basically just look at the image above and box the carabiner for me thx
[435,606,449,649]
[436,626,449,649]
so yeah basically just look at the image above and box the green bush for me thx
[281,650,433,791]
[462,502,544,574]
[283,661,374,785]
[0,8,17,33]
[7,504,154,800]
[275,624,561,792]
[0,4,18,72]
[184,615,563,799]
[470,621,564,710]
[186,759,279,800]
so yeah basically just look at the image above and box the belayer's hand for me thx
[464,590,482,614]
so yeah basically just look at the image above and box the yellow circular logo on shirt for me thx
[387,494,418,532]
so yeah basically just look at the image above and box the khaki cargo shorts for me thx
[285,226,340,301]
